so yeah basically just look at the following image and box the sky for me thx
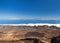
[0,0,60,20]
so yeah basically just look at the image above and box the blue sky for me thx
[0,0,60,20]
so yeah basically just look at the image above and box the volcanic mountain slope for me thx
[0,25,60,43]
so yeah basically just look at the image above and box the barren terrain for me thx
[0,25,60,43]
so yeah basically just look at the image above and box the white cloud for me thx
[0,17,60,20]
[0,13,60,20]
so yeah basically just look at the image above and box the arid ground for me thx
[0,25,60,43]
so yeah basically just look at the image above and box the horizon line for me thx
[0,23,60,27]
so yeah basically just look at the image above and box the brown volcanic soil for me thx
[0,25,60,43]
